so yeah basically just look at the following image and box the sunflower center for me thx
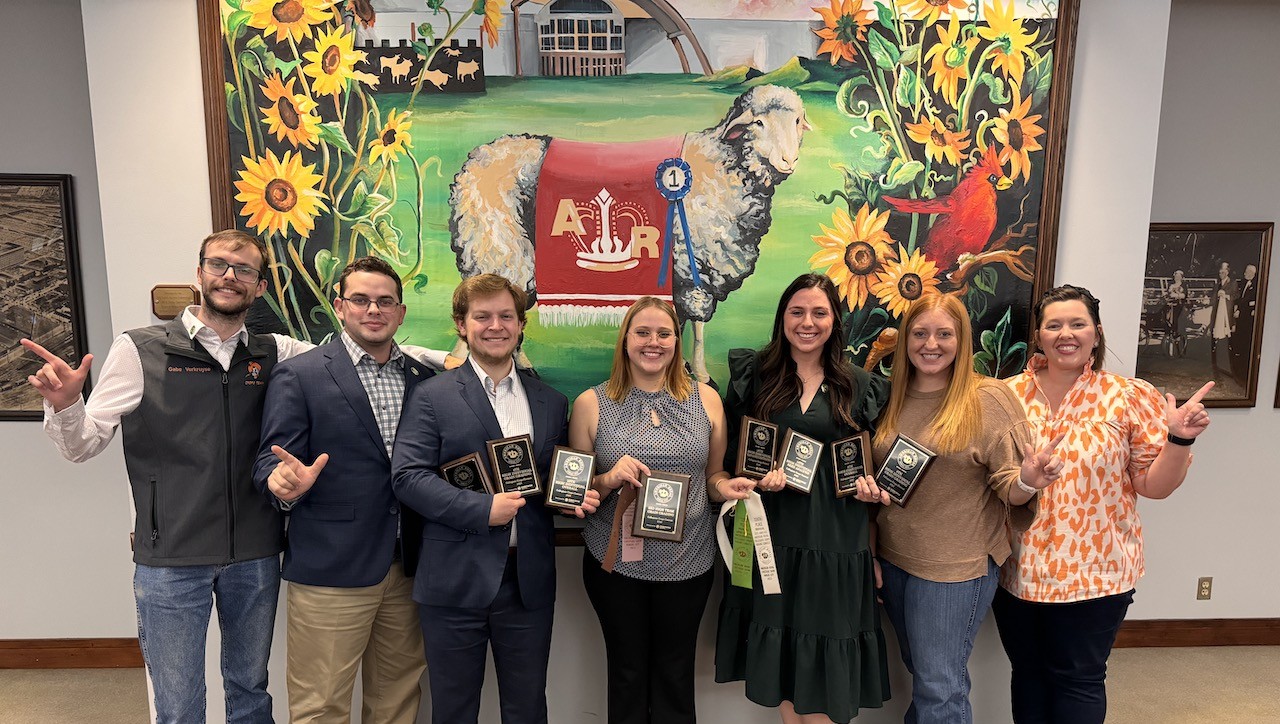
[322,46,342,75]
[834,13,861,44]
[277,98,300,129]
[272,0,304,24]
[381,128,397,146]
[899,273,923,301]
[844,241,877,276]
[265,179,299,213]
[926,0,948,6]
[930,129,948,148]
[1008,120,1025,151]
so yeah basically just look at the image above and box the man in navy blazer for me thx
[255,257,433,724]
[392,274,598,724]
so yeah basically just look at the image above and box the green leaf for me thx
[224,0,243,9]
[345,182,390,218]
[224,83,244,133]
[314,249,339,292]
[977,71,1012,105]
[411,273,429,293]
[835,75,873,116]
[883,159,925,189]
[899,44,920,66]
[973,351,995,376]
[895,66,919,108]
[417,24,435,42]
[411,40,432,61]
[245,34,267,53]
[239,50,265,79]
[975,266,998,294]
[317,122,356,156]
[874,2,900,44]
[226,9,251,39]
[275,58,301,78]
[1025,49,1054,107]
[868,31,900,72]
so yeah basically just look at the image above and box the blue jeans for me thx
[134,556,280,724]
[879,557,999,724]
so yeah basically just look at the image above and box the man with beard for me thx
[391,274,599,724]
[21,229,325,723]
[254,257,430,724]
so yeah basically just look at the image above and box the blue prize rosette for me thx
[654,157,702,289]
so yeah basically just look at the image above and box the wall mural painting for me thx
[199,0,1078,397]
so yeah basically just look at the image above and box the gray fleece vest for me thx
[122,318,282,566]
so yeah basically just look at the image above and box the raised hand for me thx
[601,454,650,490]
[489,491,526,526]
[267,445,329,502]
[1167,381,1214,440]
[21,338,93,413]
[716,476,757,501]
[854,474,890,506]
[1020,433,1067,491]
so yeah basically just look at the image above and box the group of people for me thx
[1207,261,1259,382]
[22,229,1213,724]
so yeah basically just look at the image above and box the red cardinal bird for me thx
[883,146,1013,272]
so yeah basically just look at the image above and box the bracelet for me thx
[1167,433,1195,447]
[1015,476,1039,496]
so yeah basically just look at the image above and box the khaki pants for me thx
[286,566,425,724]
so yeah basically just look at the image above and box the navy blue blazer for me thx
[254,339,433,587]
[392,362,567,610]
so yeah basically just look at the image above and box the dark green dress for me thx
[715,349,891,721]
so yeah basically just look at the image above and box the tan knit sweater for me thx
[872,377,1034,583]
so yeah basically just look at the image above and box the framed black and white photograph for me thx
[0,174,90,420]
[1137,222,1272,408]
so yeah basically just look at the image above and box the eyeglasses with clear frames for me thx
[200,257,262,283]
[339,296,403,311]
[630,328,676,343]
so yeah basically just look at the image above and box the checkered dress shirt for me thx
[340,331,406,456]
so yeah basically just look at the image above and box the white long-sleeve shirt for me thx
[43,306,447,462]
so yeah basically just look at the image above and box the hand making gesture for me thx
[1166,381,1214,440]
[267,445,329,503]
[21,338,93,413]
[1020,432,1067,492]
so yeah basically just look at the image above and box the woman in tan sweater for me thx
[856,293,1063,724]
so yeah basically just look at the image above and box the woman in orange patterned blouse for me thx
[994,285,1213,724]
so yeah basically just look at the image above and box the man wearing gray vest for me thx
[22,230,316,723]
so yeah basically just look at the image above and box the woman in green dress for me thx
[715,273,891,723]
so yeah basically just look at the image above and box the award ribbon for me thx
[601,486,639,573]
[654,157,702,290]
[730,500,754,588]
[716,493,780,595]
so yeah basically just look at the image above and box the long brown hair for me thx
[874,293,981,454]
[754,274,857,429]
[604,297,692,402]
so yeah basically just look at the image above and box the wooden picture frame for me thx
[1,174,90,420]
[1138,222,1272,408]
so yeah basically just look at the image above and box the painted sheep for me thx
[448,85,810,381]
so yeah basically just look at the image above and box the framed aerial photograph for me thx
[0,174,90,420]
[1137,222,1272,408]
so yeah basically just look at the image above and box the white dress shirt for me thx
[467,354,533,546]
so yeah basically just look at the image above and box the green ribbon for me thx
[731,500,754,588]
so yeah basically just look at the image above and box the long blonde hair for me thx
[875,293,981,454]
[604,297,692,403]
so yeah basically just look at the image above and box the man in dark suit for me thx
[255,257,433,724]
[392,274,598,724]
[1230,263,1259,384]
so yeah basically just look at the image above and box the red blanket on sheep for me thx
[534,136,681,326]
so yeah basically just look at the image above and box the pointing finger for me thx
[1185,381,1215,406]
[20,338,69,369]
[271,444,302,468]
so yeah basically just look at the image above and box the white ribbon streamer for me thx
[716,492,781,595]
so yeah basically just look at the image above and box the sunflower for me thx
[477,0,503,48]
[991,85,1045,183]
[813,0,872,66]
[924,13,980,108]
[905,116,971,166]
[242,0,333,44]
[810,205,898,310]
[368,109,413,165]
[259,73,321,150]
[870,246,941,317]
[234,150,328,238]
[302,25,367,97]
[977,0,1039,85]
[900,0,967,26]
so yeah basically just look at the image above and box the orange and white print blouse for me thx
[1001,356,1167,603]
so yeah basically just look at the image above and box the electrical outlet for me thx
[1197,576,1213,600]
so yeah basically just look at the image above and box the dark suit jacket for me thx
[254,339,433,587]
[392,362,567,610]
[1236,276,1258,325]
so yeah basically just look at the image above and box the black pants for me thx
[992,587,1134,724]
[581,550,714,724]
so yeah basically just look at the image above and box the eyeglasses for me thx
[339,296,402,311]
[630,329,676,342]
[200,257,262,284]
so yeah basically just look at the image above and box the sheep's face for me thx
[721,89,811,184]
